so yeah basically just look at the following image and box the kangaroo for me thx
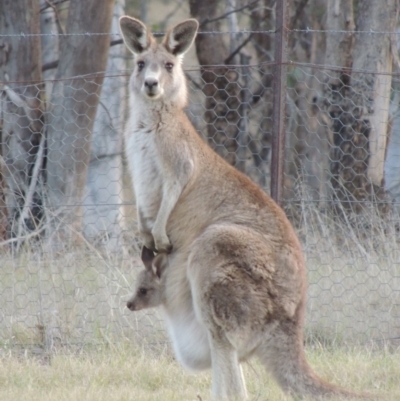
[126,246,168,312]
[128,246,214,373]
[128,247,370,400]
[120,16,372,400]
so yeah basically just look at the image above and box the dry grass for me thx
[285,189,400,343]
[0,341,399,401]
[0,245,167,350]
[2,203,399,348]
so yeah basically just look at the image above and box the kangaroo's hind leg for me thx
[186,223,302,399]
[186,224,277,400]
[207,330,247,400]
[190,276,248,400]
[187,232,254,399]
[189,270,248,399]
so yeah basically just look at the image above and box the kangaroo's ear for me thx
[119,16,154,55]
[141,245,155,271]
[152,253,169,279]
[163,19,199,56]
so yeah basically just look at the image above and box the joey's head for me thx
[119,16,198,107]
[126,246,169,312]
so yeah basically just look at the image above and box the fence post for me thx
[270,0,288,206]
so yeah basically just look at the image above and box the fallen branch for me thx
[15,133,46,252]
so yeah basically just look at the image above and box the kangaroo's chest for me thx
[125,124,163,222]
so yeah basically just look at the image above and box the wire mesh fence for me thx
[1,18,400,356]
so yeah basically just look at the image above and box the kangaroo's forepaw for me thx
[140,231,156,252]
[153,232,172,253]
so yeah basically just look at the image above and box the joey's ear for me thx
[119,16,154,55]
[152,253,169,279]
[163,19,199,56]
[141,245,155,271]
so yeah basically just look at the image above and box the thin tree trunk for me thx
[83,0,125,249]
[226,0,239,65]
[236,52,251,174]
[287,0,329,205]
[322,0,356,209]
[46,0,115,240]
[385,106,400,206]
[40,0,59,101]
[248,0,275,187]
[0,157,7,240]
[0,0,44,238]
[352,0,398,189]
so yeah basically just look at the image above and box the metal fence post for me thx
[270,0,288,206]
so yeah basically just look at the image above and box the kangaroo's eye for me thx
[139,288,147,295]
[165,62,174,72]
[137,61,145,71]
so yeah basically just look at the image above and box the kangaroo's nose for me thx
[145,79,158,90]
[127,301,134,311]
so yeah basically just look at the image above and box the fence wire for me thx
[1,27,400,355]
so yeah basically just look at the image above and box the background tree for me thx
[2,0,400,245]
[0,160,6,240]
[248,0,275,187]
[189,0,242,168]
[46,0,116,242]
[40,0,60,101]
[0,0,44,239]
[283,0,330,205]
[322,0,398,213]
[82,0,126,249]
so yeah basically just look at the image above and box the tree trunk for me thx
[248,0,275,188]
[385,23,400,208]
[46,0,115,240]
[322,0,356,208]
[83,0,125,249]
[0,0,44,238]
[352,1,397,189]
[0,158,7,241]
[40,0,59,101]
[385,109,400,206]
[286,0,329,205]
[324,0,398,213]
[189,0,241,167]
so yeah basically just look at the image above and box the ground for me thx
[1,341,399,401]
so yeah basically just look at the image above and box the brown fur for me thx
[120,16,372,400]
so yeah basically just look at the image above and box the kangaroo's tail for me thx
[258,324,374,400]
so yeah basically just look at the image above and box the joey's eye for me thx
[165,62,173,72]
[137,61,145,71]
[139,288,147,295]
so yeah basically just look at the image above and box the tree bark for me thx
[323,0,398,213]
[286,0,329,205]
[248,0,275,188]
[322,0,356,208]
[46,0,116,238]
[352,1,397,188]
[385,111,400,205]
[0,158,7,241]
[83,0,125,249]
[189,0,241,167]
[40,0,59,101]
[0,0,44,237]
